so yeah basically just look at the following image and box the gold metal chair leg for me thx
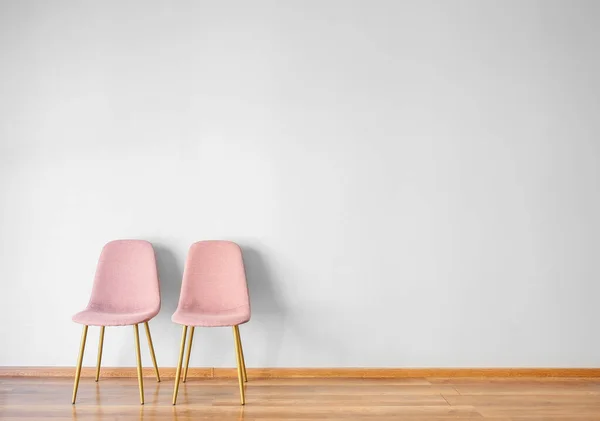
[234,325,247,382]
[95,326,105,382]
[133,324,144,405]
[172,325,188,405]
[232,326,246,405]
[144,322,160,382]
[72,325,88,404]
[182,326,195,383]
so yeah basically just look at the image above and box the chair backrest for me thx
[178,241,249,312]
[88,240,160,312]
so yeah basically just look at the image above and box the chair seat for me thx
[72,307,159,326]
[171,306,250,327]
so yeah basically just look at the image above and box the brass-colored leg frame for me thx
[234,325,247,382]
[172,325,188,405]
[72,325,89,404]
[232,325,246,405]
[133,324,144,405]
[72,323,160,404]
[144,322,160,382]
[182,326,195,383]
[95,326,105,382]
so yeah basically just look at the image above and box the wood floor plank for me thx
[1,377,599,420]
[452,383,600,396]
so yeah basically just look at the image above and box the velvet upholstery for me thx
[72,240,161,326]
[172,241,250,327]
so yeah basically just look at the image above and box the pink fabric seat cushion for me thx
[172,241,250,327]
[72,308,159,326]
[172,306,250,327]
[72,240,161,327]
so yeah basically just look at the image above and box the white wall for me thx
[1,0,600,368]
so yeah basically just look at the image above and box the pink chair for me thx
[71,240,161,405]
[171,240,250,405]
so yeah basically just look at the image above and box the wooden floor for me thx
[2,377,600,420]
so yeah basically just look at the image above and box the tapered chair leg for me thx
[144,322,160,382]
[133,324,144,405]
[232,326,246,405]
[172,325,188,405]
[183,326,195,383]
[95,326,105,382]
[234,325,247,382]
[72,325,89,404]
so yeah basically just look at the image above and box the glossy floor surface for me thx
[1,377,600,420]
